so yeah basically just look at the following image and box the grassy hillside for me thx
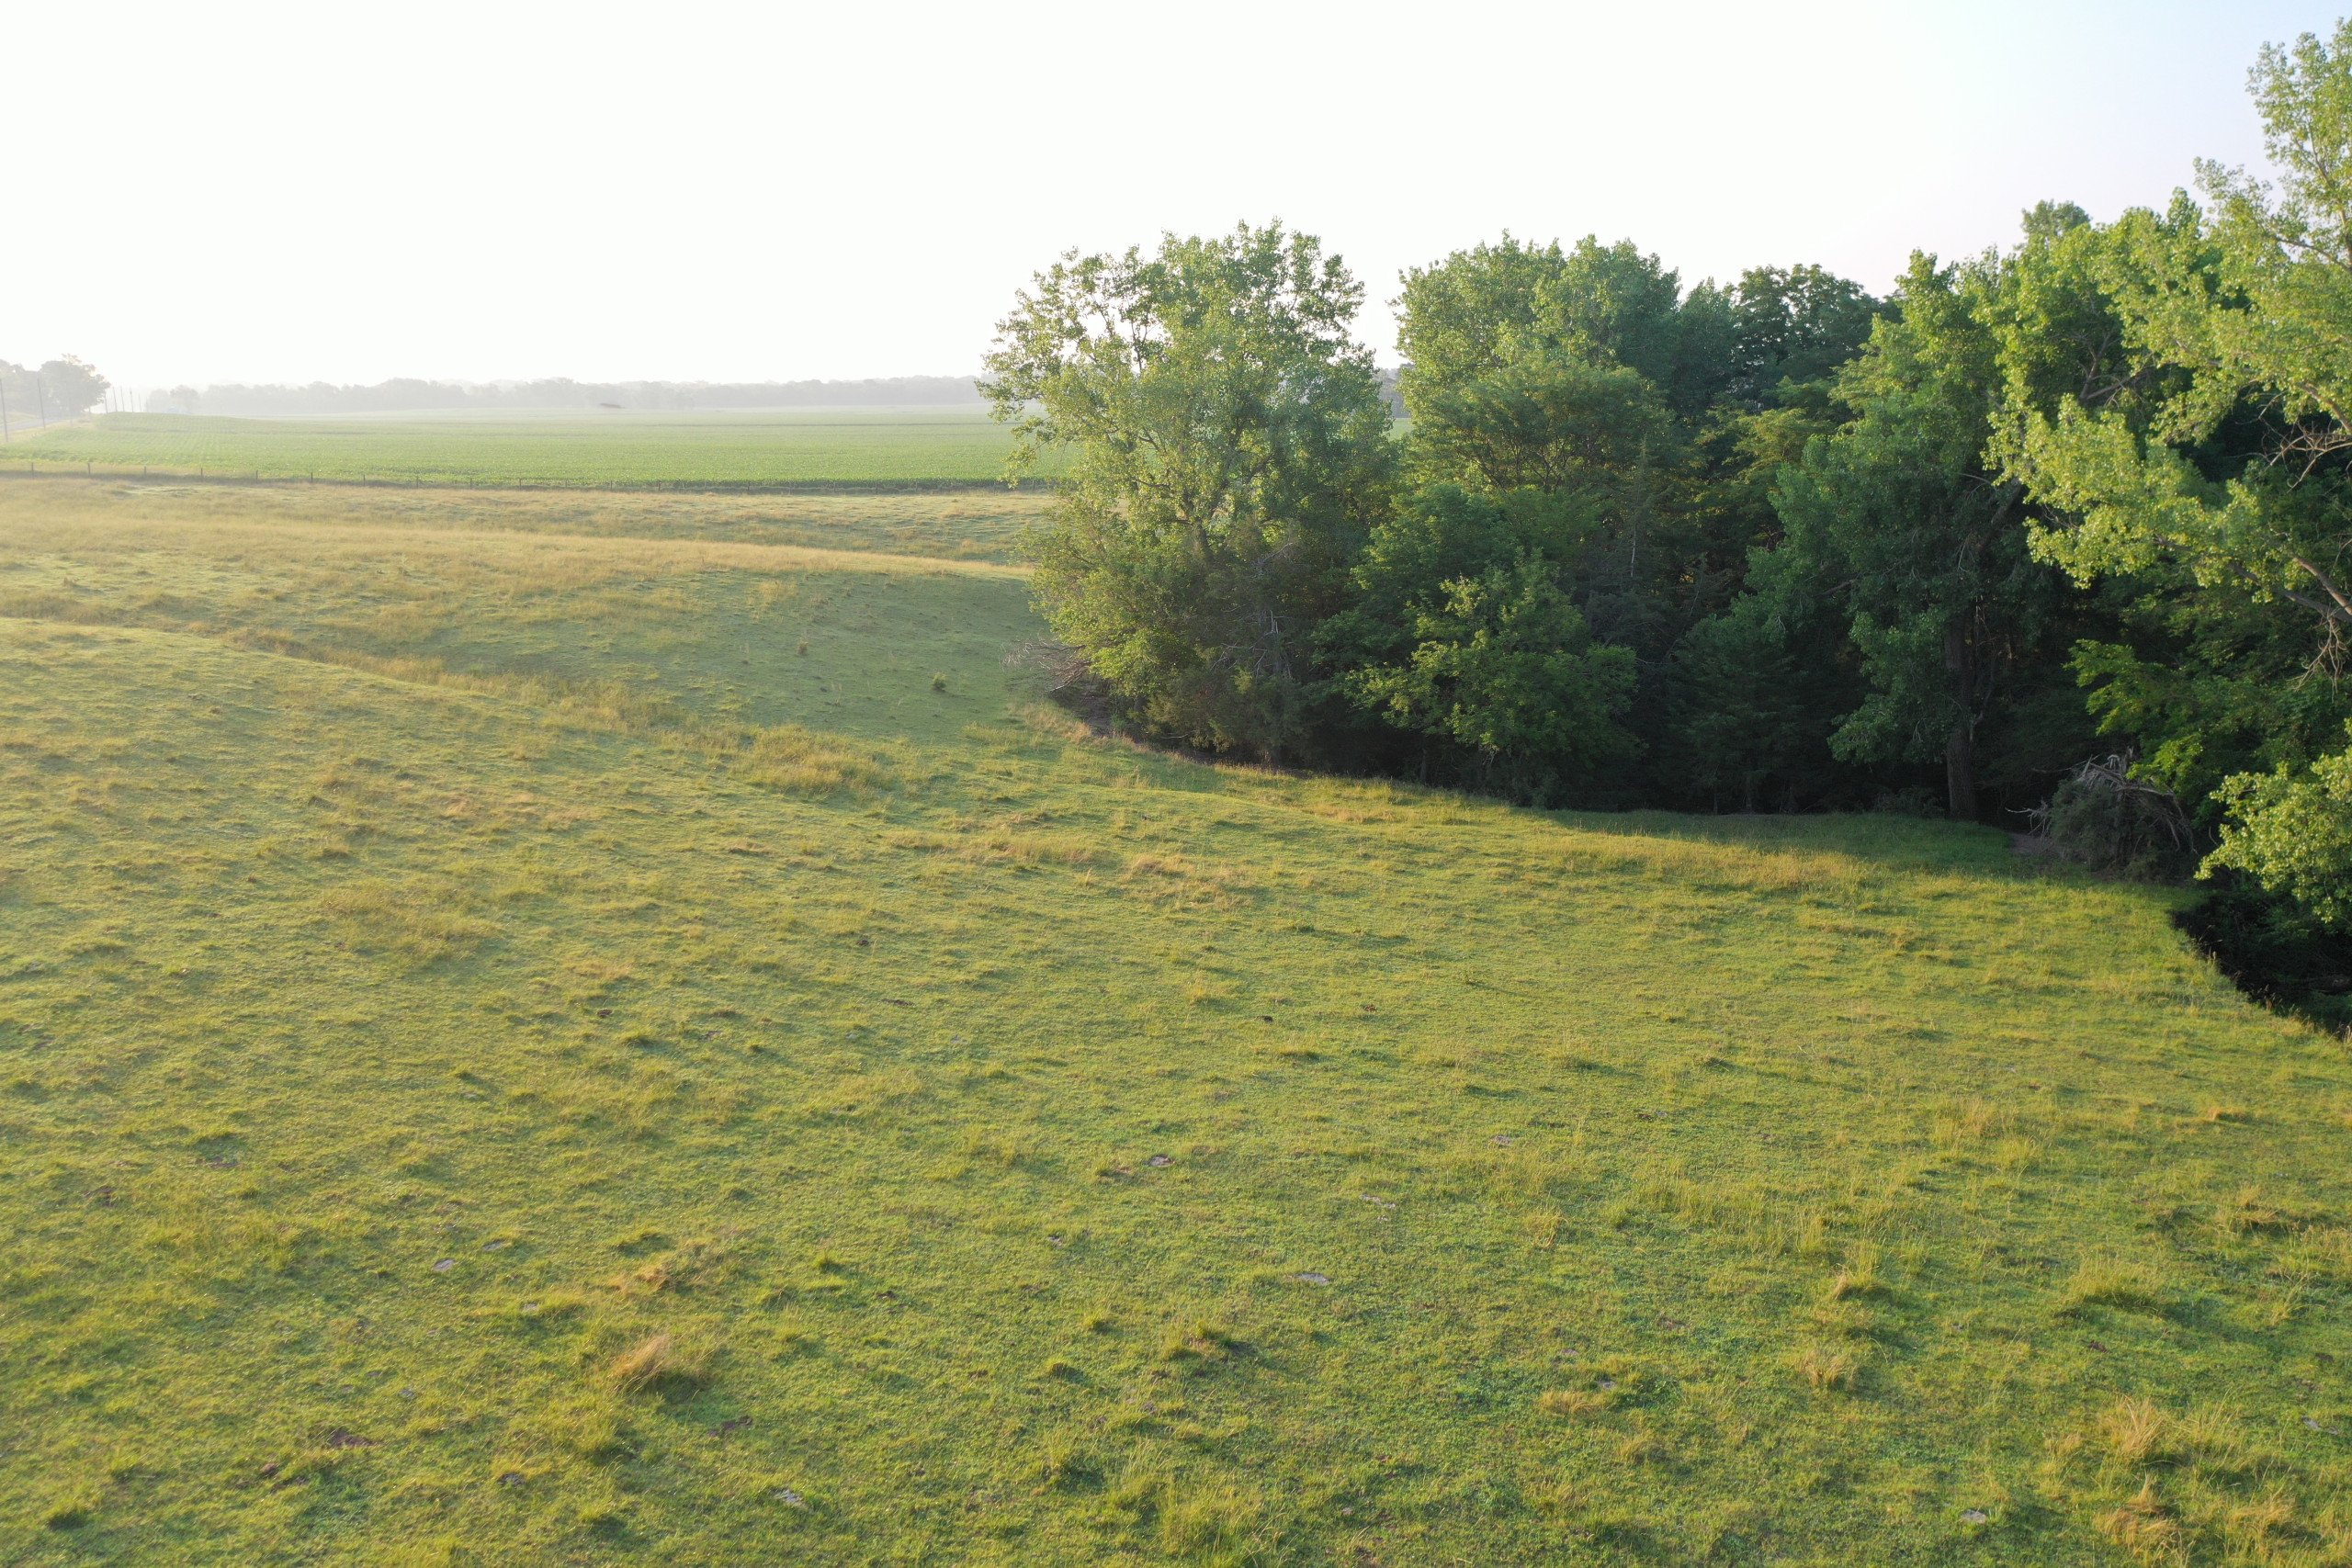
[3,479,2348,1566]
[0,409,1049,490]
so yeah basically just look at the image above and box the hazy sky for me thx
[10,0,2342,389]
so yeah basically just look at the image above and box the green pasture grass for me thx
[0,408,1054,490]
[0,477,1048,565]
[2,478,2350,1565]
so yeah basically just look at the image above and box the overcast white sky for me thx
[7,0,2341,389]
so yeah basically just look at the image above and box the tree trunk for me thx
[1943,621,1977,820]
[1944,718,1976,822]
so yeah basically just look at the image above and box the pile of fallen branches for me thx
[2025,751,2197,875]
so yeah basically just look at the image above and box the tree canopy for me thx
[980,222,1395,760]
[987,19,2352,947]
[1997,23,2352,926]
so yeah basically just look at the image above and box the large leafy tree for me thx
[1721,265,1883,411]
[980,222,1395,761]
[2004,24,2352,925]
[1385,237,1702,789]
[1762,355,2030,818]
[1396,235,1704,483]
[36,355,109,417]
[1396,239,1725,654]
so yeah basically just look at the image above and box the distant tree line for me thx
[0,357,110,427]
[149,375,989,416]
[985,22,2352,953]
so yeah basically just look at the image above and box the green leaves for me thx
[1319,486,1635,804]
[1986,24,2352,924]
[1408,354,1674,498]
[980,222,1395,759]
[1346,570,1635,800]
[2210,734,2352,930]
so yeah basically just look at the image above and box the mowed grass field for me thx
[0,409,1050,489]
[4,477,2351,1566]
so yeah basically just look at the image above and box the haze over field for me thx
[6,0,2340,389]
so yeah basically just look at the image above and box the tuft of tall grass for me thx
[2056,1257,2168,1317]
[606,1332,709,1396]
[1792,1345,1860,1391]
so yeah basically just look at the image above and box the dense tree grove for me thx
[986,23,2352,952]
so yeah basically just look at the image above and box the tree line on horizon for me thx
[140,375,990,417]
[6,366,1007,420]
[984,22,2352,958]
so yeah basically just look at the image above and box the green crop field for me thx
[0,409,1049,490]
[4,477,2349,1566]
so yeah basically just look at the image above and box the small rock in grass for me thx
[1147,1155,1172,1168]
[1961,1508,1989,1525]
[481,1238,509,1251]
[774,1486,807,1508]
[431,1258,454,1273]
[497,1471,525,1487]
[1293,1271,1331,1286]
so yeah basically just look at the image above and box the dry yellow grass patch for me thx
[1537,1388,1611,1417]
[606,1331,708,1394]
[2097,1478,2184,1564]
[1792,1346,1860,1391]
[731,724,892,795]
